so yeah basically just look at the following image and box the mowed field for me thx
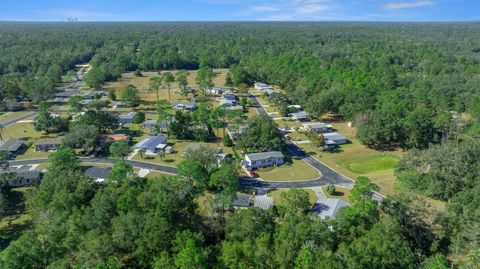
[103,69,229,105]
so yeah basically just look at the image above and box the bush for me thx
[223,135,234,147]
[133,112,145,124]
[326,183,336,195]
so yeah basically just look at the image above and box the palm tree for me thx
[157,149,165,161]
[139,148,146,159]
[161,72,175,101]
[149,76,162,103]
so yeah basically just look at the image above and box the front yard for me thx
[256,156,320,181]
[268,188,318,206]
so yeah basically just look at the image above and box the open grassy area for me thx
[257,156,320,181]
[0,187,32,251]
[268,188,317,206]
[339,155,399,174]
[322,186,351,203]
[0,111,32,124]
[144,171,173,179]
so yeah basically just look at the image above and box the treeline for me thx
[0,147,461,268]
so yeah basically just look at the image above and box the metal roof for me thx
[302,122,330,129]
[245,151,284,162]
[2,169,41,181]
[312,198,350,220]
[0,139,25,152]
[85,167,112,180]
[254,196,274,210]
[33,138,63,146]
[232,194,251,207]
[134,136,168,150]
[322,132,346,141]
[291,111,309,118]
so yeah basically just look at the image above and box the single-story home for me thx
[99,134,130,143]
[220,98,237,107]
[312,198,350,220]
[112,101,132,108]
[54,91,75,98]
[262,88,278,95]
[33,138,63,152]
[134,135,168,155]
[0,139,26,155]
[85,167,112,183]
[254,196,274,210]
[173,98,196,112]
[301,122,333,133]
[82,91,105,99]
[1,169,42,187]
[243,151,284,170]
[141,119,157,129]
[119,111,137,124]
[207,87,224,95]
[232,194,251,209]
[222,91,236,100]
[51,97,67,104]
[291,111,310,121]
[322,132,347,145]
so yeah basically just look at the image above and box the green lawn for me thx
[257,157,320,181]
[339,155,400,174]
[0,111,32,124]
[322,186,351,203]
[268,188,317,206]
[0,187,32,251]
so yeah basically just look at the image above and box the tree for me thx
[138,148,146,159]
[107,90,117,101]
[223,135,233,147]
[237,83,249,96]
[63,123,99,152]
[240,97,248,111]
[34,101,67,133]
[280,189,311,215]
[176,70,190,99]
[161,72,175,101]
[157,149,165,160]
[236,115,283,153]
[107,161,134,184]
[210,162,239,206]
[169,111,191,139]
[109,141,132,160]
[0,123,4,141]
[68,95,84,113]
[122,84,140,106]
[133,111,145,124]
[149,76,162,103]
[196,63,215,98]
[326,183,336,195]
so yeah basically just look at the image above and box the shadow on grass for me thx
[0,189,32,251]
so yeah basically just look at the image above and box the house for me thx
[173,98,196,112]
[231,194,251,209]
[322,132,347,145]
[312,198,350,220]
[301,122,333,133]
[262,88,278,95]
[99,134,130,143]
[0,139,25,155]
[222,91,236,100]
[85,167,112,183]
[1,169,42,187]
[55,91,75,98]
[220,98,237,107]
[3,100,24,111]
[207,87,224,95]
[291,111,310,121]
[134,135,168,155]
[33,138,63,152]
[119,111,137,124]
[141,119,157,129]
[51,97,67,104]
[82,91,105,99]
[254,196,274,210]
[243,151,284,170]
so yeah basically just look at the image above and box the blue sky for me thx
[1,0,478,21]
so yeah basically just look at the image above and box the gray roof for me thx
[232,194,251,207]
[2,169,41,181]
[85,167,112,179]
[0,139,25,152]
[142,119,157,125]
[322,132,346,141]
[245,151,284,162]
[291,111,309,119]
[303,122,330,129]
[119,111,137,120]
[183,144,223,155]
[134,136,168,150]
[33,138,63,146]
[254,196,274,210]
[312,198,350,220]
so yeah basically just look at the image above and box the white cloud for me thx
[249,5,282,12]
[296,4,330,14]
[384,1,436,9]
[247,0,333,20]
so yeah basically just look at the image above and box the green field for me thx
[339,156,400,174]
[268,188,317,206]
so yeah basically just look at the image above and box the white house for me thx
[291,111,310,121]
[254,82,270,90]
[301,122,333,133]
[220,98,237,107]
[322,132,347,145]
[243,151,284,170]
[207,87,224,95]
[134,136,168,155]
[119,111,137,124]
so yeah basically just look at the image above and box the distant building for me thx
[112,101,132,108]
[231,194,251,209]
[312,198,350,220]
[119,111,137,124]
[99,134,130,143]
[301,122,333,133]
[220,98,237,107]
[290,111,310,122]
[141,119,157,129]
[243,151,284,170]
[183,143,228,164]
[253,196,274,210]
[0,139,26,155]
[33,138,63,152]
[85,167,112,183]
[207,87,224,95]
[222,91,236,100]
[1,169,42,187]
[254,82,270,91]
[173,98,196,112]
[322,132,347,146]
[134,135,168,155]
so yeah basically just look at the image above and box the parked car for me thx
[250,170,258,177]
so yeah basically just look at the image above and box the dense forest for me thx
[1,22,479,268]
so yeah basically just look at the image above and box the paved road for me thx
[2,111,37,127]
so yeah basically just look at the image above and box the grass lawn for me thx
[144,171,173,179]
[0,111,32,124]
[268,188,317,207]
[0,187,33,251]
[322,186,351,203]
[339,155,399,174]
[257,157,320,181]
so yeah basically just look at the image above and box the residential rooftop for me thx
[244,151,284,162]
